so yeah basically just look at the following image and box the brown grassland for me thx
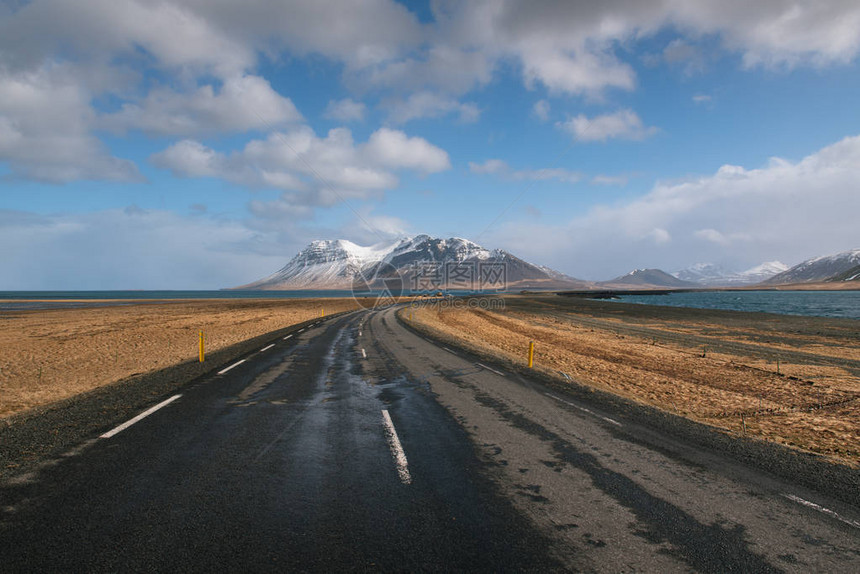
[405,294,860,467]
[0,299,360,418]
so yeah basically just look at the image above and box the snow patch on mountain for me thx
[674,261,788,286]
[234,235,586,290]
[765,249,860,284]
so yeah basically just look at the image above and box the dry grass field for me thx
[405,295,860,467]
[0,298,359,418]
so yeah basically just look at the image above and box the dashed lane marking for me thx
[361,348,367,359]
[476,362,505,377]
[382,409,412,485]
[782,494,860,529]
[218,359,246,375]
[259,343,275,352]
[545,393,622,427]
[100,395,182,439]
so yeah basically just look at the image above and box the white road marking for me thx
[359,331,362,337]
[283,334,293,340]
[361,348,367,359]
[558,371,572,381]
[298,328,305,333]
[782,494,860,529]
[100,395,182,439]
[545,393,622,426]
[443,346,459,356]
[218,359,246,375]
[476,362,505,377]
[381,409,412,485]
[259,343,275,352]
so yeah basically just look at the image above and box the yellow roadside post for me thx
[321,306,325,318]
[199,331,205,363]
[528,341,535,368]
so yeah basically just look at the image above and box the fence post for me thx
[199,331,205,363]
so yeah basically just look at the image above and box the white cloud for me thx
[469,159,581,183]
[0,63,141,182]
[100,75,302,136]
[469,159,508,175]
[486,134,860,280]
[364,128,451,173]
[557,109,658,142]
[0,208,288,290]
[661,39,706,74]
[591,174,629,186]
[533,99,550,121]
[692,94,712,104]
[152,126,450,209]
[351,46,493,95]
[0,203,416,290]
[384,92,480,124]
[1,0,860,188]
[650,228,672,244]
[324,98,367,122]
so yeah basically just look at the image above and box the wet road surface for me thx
[1,307,859,572]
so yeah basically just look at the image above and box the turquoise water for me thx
[617,290,860,319]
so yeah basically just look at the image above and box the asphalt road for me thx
[2,306,859,572]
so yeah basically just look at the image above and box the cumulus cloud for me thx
[434,0,860,96]
[469,159,581,183]
[351,46,493,95]
[384,92,480,124]
[152,126,450,210]
[100,75,302,136]
[364,128,451,173]
[0,63,141,182]
[486,134,860,280]
[323,98,367,122]
[557,109,658,142]
[2,0,860,186]
[533,99,550,121]
[660,39,706,74]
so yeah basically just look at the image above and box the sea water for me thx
[616,290,860,319]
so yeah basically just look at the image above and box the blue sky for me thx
[1,0,860,289]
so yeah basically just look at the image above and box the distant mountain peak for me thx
[674,260,788,286]
[232,235,589,291]
[764,248,860,285]
[602,268,693,288]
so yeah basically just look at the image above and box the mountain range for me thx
[234,237,860,291]
[762,248,860,285]
[673,261,789,286]
[235,235,590,291]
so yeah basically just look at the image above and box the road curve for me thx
[1,306,858,572]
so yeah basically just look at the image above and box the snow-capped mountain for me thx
[673,261,788,286]
[764,249,860,284]
[234,235,588,290]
